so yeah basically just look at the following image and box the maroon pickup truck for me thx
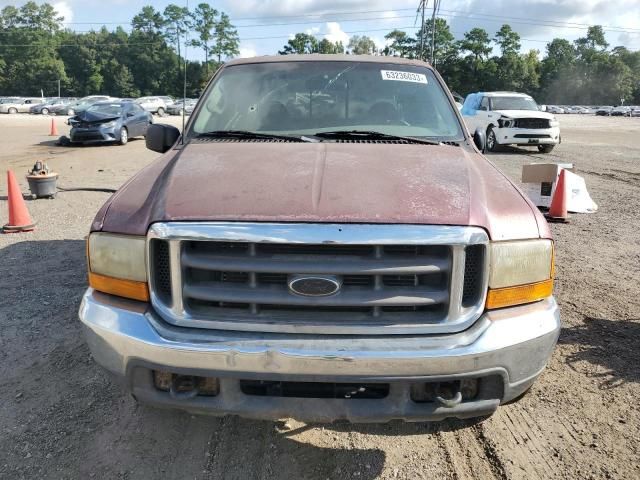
[79,55,559,423]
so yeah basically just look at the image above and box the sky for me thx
[2,0,640,60]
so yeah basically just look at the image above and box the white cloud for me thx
[323,22,349,44]
[53,1,73,23]
[223,0,640,50]
[227,0,417,17]
[238,44,258,58]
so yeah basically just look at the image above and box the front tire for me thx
[8,107,17,114]
[486,126,500,152]
[157,107,165,116]
[538,144,555,153]
[41,108,49,115]
[119,127,128,145]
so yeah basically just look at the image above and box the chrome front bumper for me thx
[79,289,560,422]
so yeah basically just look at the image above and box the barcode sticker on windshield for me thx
[380,70,428,84]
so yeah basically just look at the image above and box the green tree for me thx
[57,30,104,95]
[575,25,609,56]
[278,33,319,54]
[415,18,457,66]
[494,24,521,57]
[211,12,239,62]
[0,5,20,28]
[383,30,415,58]
[190,3,218,76]
[612,46,640,103]
[163,4,191,62]
[318,38,344,54]
[539,39,577,103]
[459,28,492,61]
[132,5,165,35]
[348,35,377,55]
[163,4,191,90]
[455,28,493,92]
[17,1,62,31]
[129,6,179,95]
[102,58,139,97]
[0,2,67,95]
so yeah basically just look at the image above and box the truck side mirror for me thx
[473,128,486,153]
[146,124,180,153]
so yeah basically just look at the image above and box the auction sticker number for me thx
[380,70,428,84]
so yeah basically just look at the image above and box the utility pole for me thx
[417,0,426,61]
[182,0,189,144]
[430,0,439,66]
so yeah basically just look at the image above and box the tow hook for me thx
[434,382,463,408]
[169,375,200,400]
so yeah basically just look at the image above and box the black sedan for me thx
[68,101,153,145]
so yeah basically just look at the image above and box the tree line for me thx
[278,21,640,105]
[1,2,639,105]
[0,2,239,98]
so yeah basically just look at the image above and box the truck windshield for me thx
[491,96,539,111]
[191,61,463,140]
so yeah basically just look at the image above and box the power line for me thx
[1,25,639,49]
[1,12,640,49]
[45,6,640,34]
[438,8,640,33]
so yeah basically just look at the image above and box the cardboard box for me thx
[521,163,574,208]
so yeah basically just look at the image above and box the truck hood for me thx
[493,110,555,120]
[96,142,547,240]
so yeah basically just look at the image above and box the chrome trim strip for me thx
[149,222,489,246]
[447,244,465,321]
[168,240,184,316]
[147,222,489,335]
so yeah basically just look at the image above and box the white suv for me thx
[461,92,560,153]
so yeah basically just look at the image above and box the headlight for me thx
[549,118,559,127]
[102,121,117,128]
[486,239,554,309]
[497,117,514,128]
[87,233,148,301]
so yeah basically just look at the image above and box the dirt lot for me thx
[0,114,638,479]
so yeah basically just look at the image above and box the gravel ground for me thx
[0,114,638,479]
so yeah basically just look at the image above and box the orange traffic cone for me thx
[3,170,36,233]
[546,169,569,223]
[49,118,58,136]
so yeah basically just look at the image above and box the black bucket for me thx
[27,173,58,198]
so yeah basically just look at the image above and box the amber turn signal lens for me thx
[89,272,149,302]
[486,279,553,310]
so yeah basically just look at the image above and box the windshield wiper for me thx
[313,130,441,145]
[196,130,312,143]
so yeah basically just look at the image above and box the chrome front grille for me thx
[148,223,489,335]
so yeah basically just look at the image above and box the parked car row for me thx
[546,104,640,116]
[0,95,198,116]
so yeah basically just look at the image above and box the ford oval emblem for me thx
[288,275,342,297]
